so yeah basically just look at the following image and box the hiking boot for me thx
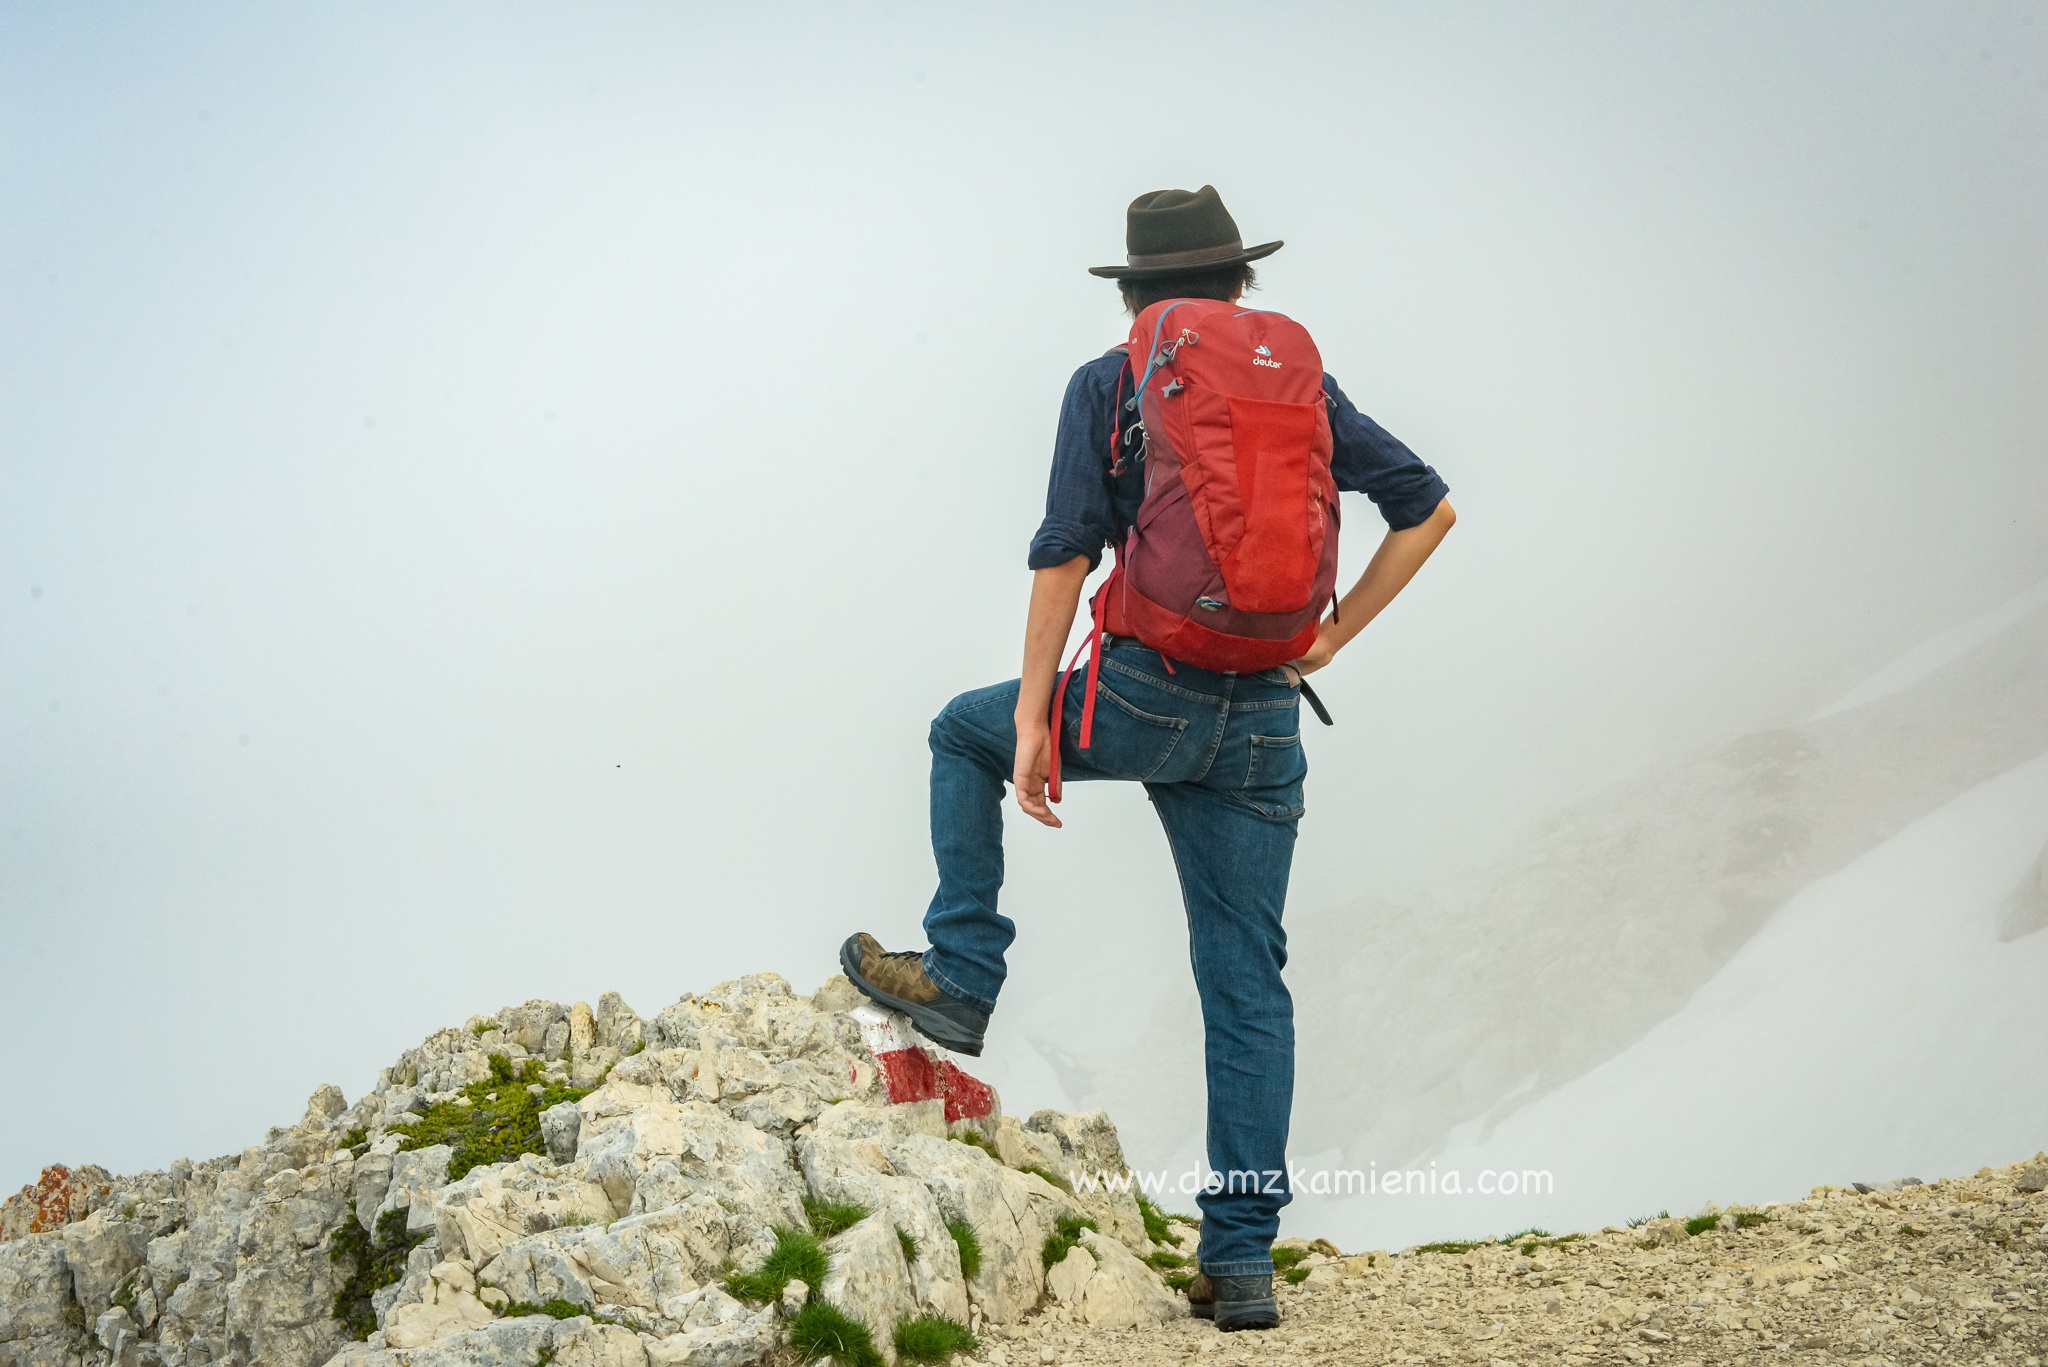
[838,933,990,1057]
[1187,1272,1279,1332]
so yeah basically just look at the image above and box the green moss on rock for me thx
[387,1054,589,1180]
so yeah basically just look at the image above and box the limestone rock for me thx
[810,974,863,1014]
[574,1096,802,1258]
[551,1319,651,1367]
[325,1313,570,1367]
[431,1154,615,1269]
[480,1202,726,1330]
[881,1125,1078,1324]
[794,1104,969,1323]
[1064,1230,1182,1327]
[542,1100,584,1164]
[641,1285,779,1367]
[569,1002,598,1054]
[59,1207,147,1320]
[1022,1110,1149,1253]
[304,1084,349,1128]
[0,1163,113,1242]
[816,1212,921,1354]
[352,1149,396,1232]
[378,1144,453,1235]
[0,1232,77,1350]
[1044,1244,1094,1304]
[381,1272,494,1348]
[596,991,646,1053]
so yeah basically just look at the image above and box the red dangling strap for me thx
[1046,586,1109,804]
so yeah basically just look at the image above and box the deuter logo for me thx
[1253,343,1282,369]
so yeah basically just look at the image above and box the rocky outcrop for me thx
[0,974,1185,1367]
[1,1167,113,1245]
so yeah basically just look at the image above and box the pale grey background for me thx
[5,3,2044,1243]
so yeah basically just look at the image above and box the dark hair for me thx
[1117,263,1258,317]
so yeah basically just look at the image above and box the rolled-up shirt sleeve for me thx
[1027,355,1126,571]
[1324,373,1449,531]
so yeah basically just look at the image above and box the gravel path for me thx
[967,1156,2047,1366]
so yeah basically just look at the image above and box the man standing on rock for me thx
[841,187,1454,1332]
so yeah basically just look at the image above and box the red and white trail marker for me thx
[851,1004,997,1125]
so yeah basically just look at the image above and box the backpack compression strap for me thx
[1045,584,1108,804]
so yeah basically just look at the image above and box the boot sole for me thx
[838,937,985,1057]
[1215,1299,1280,1332]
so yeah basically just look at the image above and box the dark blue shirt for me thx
[1027,350,1450,571]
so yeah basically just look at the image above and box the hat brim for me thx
[1087,239,1284,280]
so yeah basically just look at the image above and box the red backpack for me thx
[1049,298,1339,800]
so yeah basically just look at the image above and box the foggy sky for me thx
[5,3,2045,1195]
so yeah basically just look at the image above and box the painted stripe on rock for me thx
[850,1004,995,1121]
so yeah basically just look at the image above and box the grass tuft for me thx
[788,1299,884,1367]
[1146,1250,1188,1270]
[946,1219,981,1281]
[1136,1194,1180,1247]
[387,1054,589,1180]
[1411,1240,1483,1256]
[724,1228,829,1306]
[897,1226,920,1265]
[1684,1214,1721,1237]
[1018,1164,1073,1194]
[803,1196,871,1239]
[892,1313,980,1362]
[950,1129,999,1159]
[1162,1269,1195,1292]
[1040,1214,1098,1269]
[1271,1246,1310,1273]
[500,1297,588,1319]
[1734,1211,1770,1229]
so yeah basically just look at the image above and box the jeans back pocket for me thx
[1064,674,1190,782]
[1240,732,1307,819]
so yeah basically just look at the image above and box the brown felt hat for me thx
[1088,185,1283,280]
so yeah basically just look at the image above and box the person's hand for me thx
[1289,619,1341,677]
[1011,718,1063,829]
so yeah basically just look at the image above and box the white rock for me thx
[817,1212,920,1356]
[60,1207,147,1320]
[432,1156,617,1268]
[380,1144,453,1235]
[543,1100,585,1163]
[1022,1111,1149,1254]
[811,974,863,1014]
[382,1274,496,1348]
[883,1128,1078,1324]
[574,1097,803,1259]
[552,1319,652,1367]
[1045,1244,1095,1304]
[796,1105,969,1323]
[1066,1230,1182,1328]
[0,1234,77,1352]
[643,1285,779,1367]
[569,1002,598,1054]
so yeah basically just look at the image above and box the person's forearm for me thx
[1015,556,1092,728]
[1324,498,1456,655]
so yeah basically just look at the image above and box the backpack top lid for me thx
[1125,298,1326,414]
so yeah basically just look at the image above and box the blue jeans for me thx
[921,639,1304,1276]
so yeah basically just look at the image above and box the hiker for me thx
[840,186,1454,1332]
